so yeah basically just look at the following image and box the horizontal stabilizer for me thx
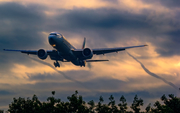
[86,60,109,62]
[3,49,22,52]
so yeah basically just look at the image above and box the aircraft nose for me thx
[49,35,55,39]
[48,35,56,45]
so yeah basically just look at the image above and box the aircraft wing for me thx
[92,45,147,55]
[3,49,55,55]
[3,49,38,55]
[73,45,147,56]
[3,49,64,61]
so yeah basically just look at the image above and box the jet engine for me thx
[37,49,48,60]
[82,48,93,59]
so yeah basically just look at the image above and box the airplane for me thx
[4,32,147,68]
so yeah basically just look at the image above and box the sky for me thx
[0,0,180,111]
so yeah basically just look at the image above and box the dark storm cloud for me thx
[48,8,158,48]
[0,1,177,78]
[138,1,180,56]
[0,1,179,83]
[142,0,180,8]
[159,0,180,8]
[154,29,180,57]
[52,7,180,57]
[0,3,48,72]
[55,8,152,32]
[1,2,180,58]
[0,89,15,108]
[0,90,14,95]
[54,8,180,57]
[0,3,44,22]
[0,3,47,49]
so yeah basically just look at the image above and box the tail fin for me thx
[82,37,86,49]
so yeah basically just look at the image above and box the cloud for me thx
[54,8,153,33]
[1,2,179,57]
[0,3,49,75]
[29,57,96,92]
[126,51,179,91]
[51,7,180,57]
[158,0,180,8]
[0,90,14,95]
[0,3,48,49]
[0,1,180,111]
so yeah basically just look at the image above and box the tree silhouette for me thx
[0,110,3,113]
[130,94,143,113]
[118,95,128,113]
[96,95,111,113]
[88,100,95,113]
[67,90,89,113]
[108,95,118,113]
[8,94,42,113]
[145,103,151,113]
[6,90,180,113]
[152,94,180,113]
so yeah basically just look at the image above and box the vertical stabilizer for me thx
[82,37,86,49]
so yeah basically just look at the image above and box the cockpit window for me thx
[50,33,57,35]
[49,32,63,38]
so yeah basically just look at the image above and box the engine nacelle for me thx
[37,49,48,60]
[82,48,93,59]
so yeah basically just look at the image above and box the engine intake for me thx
[37,49,48,60]
[82,48,93,59]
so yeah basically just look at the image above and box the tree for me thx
[152,94,180,113]
[43,91,61,113]
[130,94,143,113]
[7,90,180,113]
[145,103,151,113]
[96,96,110,113]
[152,100,166,113]
[67,90,89,113]
[0,110,3,113]
[8,94,42,113]
[162,94,180,112]
[108,95,119,113]
[118,95,128,113]
[88,100,95,113]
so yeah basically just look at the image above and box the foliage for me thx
[5,91,180,113]
[130,94,143,113]
[118,95,128,113]
[152,94,180,113]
